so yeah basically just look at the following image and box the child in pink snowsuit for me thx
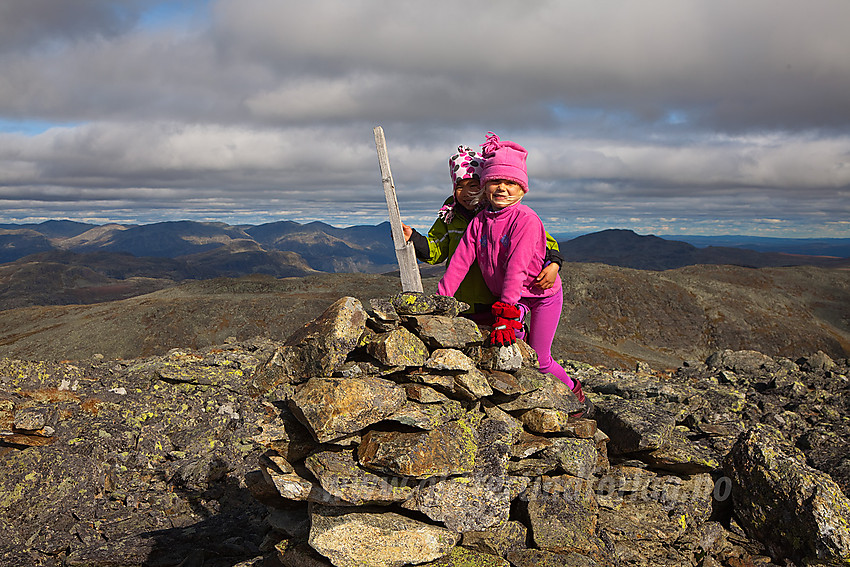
[437,132,586,403]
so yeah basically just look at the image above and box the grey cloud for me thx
[0,31,253,123]
[214,0,850,130]
[2,118,849,234]
[5,0,848,130]
[1,0,849,237]
[0,0,150,52]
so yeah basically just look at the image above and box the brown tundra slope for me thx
[0,264,847,370]
[552,263,850,369]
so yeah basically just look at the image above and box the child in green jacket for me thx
[402,145,563,324]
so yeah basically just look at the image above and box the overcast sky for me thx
[1,0,849,237]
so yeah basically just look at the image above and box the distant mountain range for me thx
[666,234,850,258]
[559,229,850,270]
[0,219,399,273]
[1,220,849,311]
[3,219,849,264]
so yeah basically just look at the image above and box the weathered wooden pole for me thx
[373,126,424,292]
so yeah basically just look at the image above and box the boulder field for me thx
[1,293,849,566]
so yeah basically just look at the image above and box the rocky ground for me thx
[1,293,849,567]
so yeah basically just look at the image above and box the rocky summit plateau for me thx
[1,292,850,567]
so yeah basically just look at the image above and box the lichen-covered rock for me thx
[262,468,315,501]
[495,379,581,414]
[403,383,450,404]
[1,447,119,558]
[461,520,528,558]
[723,423,850,564]
[479,343,524,372]
[265,505,310,540]
[506,548,598,567]
[431,294,469,317]
[508,457,561,478]
[12,404,58,433]
[404,418,513,533]
[485,369,536,396]
[288,376,407,443]
[592,397,676,455]
[367,326,429,367]
[357,419,477,479]
[369,297,400,323]
[453,368,494,399]
[0,346,271,567]
[252,403,316,462]
[391,291,438,315]
[595,464,656,499]
[510,430,553,460]
[563,417,598,440]
[287,296,367,351]
[385,398,465,430]
[405,475,512,533]
[542,438,600,479]
[0,358,86,390]
[409,315,484,349]
[407,370,457,393]
[706,349,780,374]
[334,359,382,379]
[308,505,459,567]
[519,475,602,556]
[643,425,721,474]
[157,362,248,389]
[253,296,367,388]
[518,407,574,434]
[420,545,511,566]
[596,472,715,554]
[304,449,414,505]
[274,539,332,566]
[797,350,837,372]
[425,348,476,372]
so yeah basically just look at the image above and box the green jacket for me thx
[410,198,562,314]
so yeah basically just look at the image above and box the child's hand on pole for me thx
[402,223,413,242]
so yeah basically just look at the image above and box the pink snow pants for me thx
[516,291,576,390]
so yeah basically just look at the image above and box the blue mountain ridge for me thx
[1,220,848,271]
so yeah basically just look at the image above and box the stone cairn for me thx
[246,292,607,566]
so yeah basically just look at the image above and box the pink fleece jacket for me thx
[437,203,561,305]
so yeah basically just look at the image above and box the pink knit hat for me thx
[480,132,528,192]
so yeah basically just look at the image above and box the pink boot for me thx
[570,379,594,418]
[571,379,586,403]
